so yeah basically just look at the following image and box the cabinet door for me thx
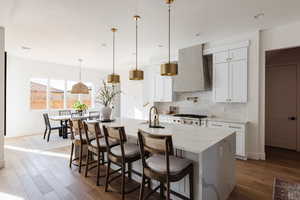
[229,48,247,61]
[162,77,173,102]
[213,51,229,64]
[213,62,229,102]
[230,60,247,103]
[154,75,163,102]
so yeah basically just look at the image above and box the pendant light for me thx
[71,59,89,94]
[129,15,144,80]
[107,28,120,84]
[161,0,178,76]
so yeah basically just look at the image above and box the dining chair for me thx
[138,129,194,200]
[102,125,141,200]
[88,111,100,120]
[83,121,118,186]
[43,113,63,142]
[69,119,88,173]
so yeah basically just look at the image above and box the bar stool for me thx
[138,129,194,200]
[69,119,88,173]
[102,125,141,200]
[83,121,118,186]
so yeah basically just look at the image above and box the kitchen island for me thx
[95,118,236,200]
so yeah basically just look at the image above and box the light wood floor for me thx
[2,135,300,200]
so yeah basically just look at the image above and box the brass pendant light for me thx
[161,0,178,76]
[107,28,120,84]
[129,15,144,80]
[71,59,89,94]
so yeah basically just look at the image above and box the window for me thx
[81,82,93,108]
[30,78,47,110]
[30,78,94,110]
[49,80,65,109]
[67,81,79,109]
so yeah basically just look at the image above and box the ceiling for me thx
[1,0,300,70]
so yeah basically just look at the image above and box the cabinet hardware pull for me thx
[212,124,223,127]
[229,126,241,129]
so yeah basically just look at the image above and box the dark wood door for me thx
[266,64,298,150]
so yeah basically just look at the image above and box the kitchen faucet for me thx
[148,106,160,128]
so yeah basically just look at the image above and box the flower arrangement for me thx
[96,81,121,107]
[72,101,88,111]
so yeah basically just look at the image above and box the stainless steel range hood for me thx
[173,44,212,92]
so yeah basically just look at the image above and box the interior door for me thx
[267,65,297,150]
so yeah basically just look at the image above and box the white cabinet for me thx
[207,120,247,159]
[147,65,174,103]
[213,47,248,103]
[214,62,229,102]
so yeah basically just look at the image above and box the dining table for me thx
[49,114,89,139]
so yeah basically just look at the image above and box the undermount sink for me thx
[149,125,165,129]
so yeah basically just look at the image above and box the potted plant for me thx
[96,81,121,120]
[72,101,88,116]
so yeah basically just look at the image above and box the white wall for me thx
[0,27,5,168]
[6,55,118,137]
[259,21,300,158]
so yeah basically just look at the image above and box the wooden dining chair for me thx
[138,129,194,200]
[43,113,63,142]
[102,125,141,200]
[83,121,118,186]
[69,119,88,173]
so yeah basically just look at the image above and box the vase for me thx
[101,106,112,120]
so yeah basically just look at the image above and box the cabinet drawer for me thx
[207,121,226,128]
[213,51,229,64]
[229,48,247,61]
[226,123,245,132]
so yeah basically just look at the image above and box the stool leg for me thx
[128,162,132,180]
[69,143,74,168]
[189,166,194,200]
[166,181,170,200]
[79,144,83,173]
[160,182,164,199]
[105,160,111,192]
[139,174,146,200]
[96,152,101,186]
[85,150,90,177]
[121,164,125,200]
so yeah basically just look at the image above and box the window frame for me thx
[29,78,94,111]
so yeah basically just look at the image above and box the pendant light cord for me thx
[168,4,171,64]
[79,59,82,81]
[136,17,138,70]
[113,31,115,74]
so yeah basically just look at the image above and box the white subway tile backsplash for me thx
[156,91,247,120]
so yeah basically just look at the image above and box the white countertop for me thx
[92,118,235,154]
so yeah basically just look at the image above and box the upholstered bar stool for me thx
[83,121,118,186]
[138,129,194,200]
[69,119,88,173]
[102,125,141,200]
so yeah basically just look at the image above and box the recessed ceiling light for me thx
[254,13,264,19]
[21,46,31,50]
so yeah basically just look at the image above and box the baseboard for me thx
[0,160,5,169]
[247,152,266,160]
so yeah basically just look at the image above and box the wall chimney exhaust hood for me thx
[173,44,212,92]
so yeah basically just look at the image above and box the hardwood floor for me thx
[2,135,300,200]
